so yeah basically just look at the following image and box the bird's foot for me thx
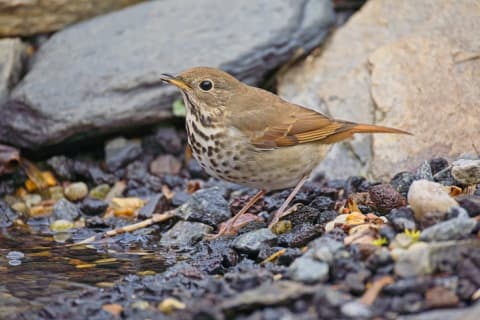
[268,176,308,229]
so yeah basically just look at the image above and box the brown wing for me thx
[226,86,410,149]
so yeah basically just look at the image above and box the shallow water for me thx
[0,227,169,317]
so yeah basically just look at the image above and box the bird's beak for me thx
[160,73,190,91]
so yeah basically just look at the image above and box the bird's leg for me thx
[207,189,266,239]
[268,175,308,228]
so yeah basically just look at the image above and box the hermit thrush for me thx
[160,67,409,236]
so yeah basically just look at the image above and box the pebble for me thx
[420,216,477,242]
[288,256,329,283]
[105,137,142,171]
[368,183,406,214]
[429,157,449,175]
[308,196,335,211]
[48,186,64,201]
[24,193,42,207]
[390,171,415,197]
[232,228,277,254]
[52,198,81,221]
[50,219,74,232]
[451,159,480,185]
[425,286,459,308]
[389,232,415,249]
[387,207,417,231]
[176,186,230,226]
[137,194,162,219]
[407,180,458,220]
[456,195,480,217]
[150,154,182,176]
[89,184,111,200]
[46,155,75,180]
[81,198,108,216]
[64,182,88,201]
[277,223,323,248]
[159,221,212,247]
[340,301,372,319]
[308,236,345,265]
[415,160,434,181]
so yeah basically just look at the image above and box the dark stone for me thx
[390,171,415,197]
[457,278,477,301]
[232,228,277,255]
[160,221,212,247]
[257,246,302,266]
[284,205,320,226]
[368,183,406,214]
[383,277,433,295]
[125,160,148,181]
[1,0,335,149]
[171,191,191,207]
[317,210,338,225]
[105,137,143,171]
[176,186,230,226]
[137,194,162,219]
[390,292,424,313]
[46,155,75,180]
[80,198,108,216]
[429,157,449,175]
[186,159,209,180]
[415,160,434,181]
[344,176,370,195]
[345,268,371,294]
[277,223,323,247]
[420,216,477,242]
[309,196,335,211]
[379,225,396,242]
[85,216,108,228]
[51,198,81,221]
[0,200,18,227]
[386,207,417,232]
[456,195,480,217]
[87,166,116,185]
[143,126,183,155]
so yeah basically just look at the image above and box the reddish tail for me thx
[350,123,411,135]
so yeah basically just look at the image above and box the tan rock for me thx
[0,0,144,37]
[407,180,458,221]
[0,38,27,104]
[278,0,480,179]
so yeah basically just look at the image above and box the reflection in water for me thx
[0,227,169,316]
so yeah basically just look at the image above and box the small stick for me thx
[73,211,175,246]
[360,275,394,305]
[261,248,287,264]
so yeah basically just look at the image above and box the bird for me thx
[160,67,410,237]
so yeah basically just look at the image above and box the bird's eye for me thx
[199,80,213,91]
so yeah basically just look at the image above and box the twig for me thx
[72,211,175,246]
[360,275,394,305]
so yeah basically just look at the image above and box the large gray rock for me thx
[0,39,27,105]
[278,0,480,180]
[1,0,334,149]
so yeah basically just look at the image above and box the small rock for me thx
[50,219,74,232]
[150,154,182,176]
[232,228,277,255]
[425,286,459,308]
[389,233,415,250]
[0,200,18,227]
[176,186,230,226]
[221,281,318,313]
[46,155,75,180]
[138,194,162,219]
[407,180,458,221]
[341,301,372,319]
[309,196,335,211]
[390,172,415,197]
[420,217,477,242]
[52,198,81,221]
[160,221,212,247]
[383,277,432,295]
[24,193,42,207]
[368,183,406,214]
[345,269,371,294]
[89,184,111,200]
[429,158,449,175]
[105,137,142,171]
[146,127,183,155]
[285,206,320,226]
[451,159,480,185]
[393,240,479,277]
[64,182,88,201]
[456,195,480,217]
[308,236,345,265]
[81,198,108,216]
[48,186,64,201]
[277,223,323,248]
[288,256,329,283]
[387,207,417,232]
[415,160,434,181]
